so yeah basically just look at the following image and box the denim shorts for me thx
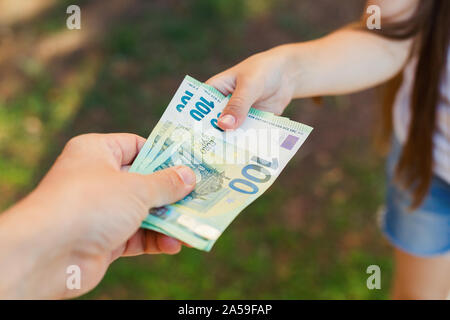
[381,138,450,257]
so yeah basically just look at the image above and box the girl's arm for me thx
[207,0,419,130]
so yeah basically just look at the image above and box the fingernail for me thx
[219,114,235,127]
[175,166,196,186]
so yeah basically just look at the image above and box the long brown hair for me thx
[373,0,450,208]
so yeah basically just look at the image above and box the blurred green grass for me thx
[0,0,393,299]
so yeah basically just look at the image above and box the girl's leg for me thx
[392,248,450,299]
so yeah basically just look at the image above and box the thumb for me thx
[133,166,196,210]
[217,79,259,130]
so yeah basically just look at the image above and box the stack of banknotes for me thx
[130,75,313,251]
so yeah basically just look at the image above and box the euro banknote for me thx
[130,75,313,251]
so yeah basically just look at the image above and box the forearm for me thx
[277,27,414,98]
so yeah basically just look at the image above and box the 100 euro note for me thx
[130,75,202,172]
[130,76,313,251]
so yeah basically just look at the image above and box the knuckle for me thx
[139,169,185,204]
[236,76,252,87]
[65,133,97,150]
[205,75,219,85]
[226,98,247,115]
[65,135,82,150]
[165,168,184,189]
[151,168,183,196]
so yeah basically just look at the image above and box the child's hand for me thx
[207,21,414,132]
[0,133,196,299]
[206,45,297,130]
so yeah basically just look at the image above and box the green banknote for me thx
[130,75,201,172]
[131,76,313,251]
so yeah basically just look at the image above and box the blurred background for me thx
[0,0,391,299]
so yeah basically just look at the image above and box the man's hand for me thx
[0,133,196,299]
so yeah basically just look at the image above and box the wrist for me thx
[272,41,320,99]
[0,191,73,298]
